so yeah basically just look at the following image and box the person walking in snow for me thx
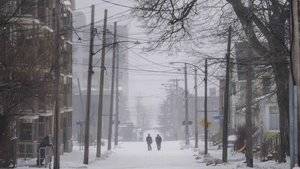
[155,134,162,151]
[146,134,153,151]
[37,135,52,166]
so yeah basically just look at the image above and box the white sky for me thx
[74,0,226,125]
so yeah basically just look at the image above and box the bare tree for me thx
[133,0,290,163]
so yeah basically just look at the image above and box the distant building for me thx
[189,88,220,139]
[72,13,130,142]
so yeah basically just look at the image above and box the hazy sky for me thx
[74,0,226,125]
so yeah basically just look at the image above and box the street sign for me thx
[113,120,121,124]
[182,121,193,125]
[200,119,212,128]
[213,115,223,120]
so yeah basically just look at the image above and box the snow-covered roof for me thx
[66,40,73,45]
[41,25,54,33]
[63,0,71,6]
[61,107,73,113]
[19,115,39,123]
[9,17,40,26]
[19,115,39,120]
[254,93,274,102]
[228,135,237,142]
[63,0,73,12]
[39,112,53,117]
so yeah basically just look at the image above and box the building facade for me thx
[228,42,280,133]
[189,88,220,139]
[0,0,73,166]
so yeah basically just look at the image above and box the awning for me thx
[19,115,39,123]
[39,112,53,117]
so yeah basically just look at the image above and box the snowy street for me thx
[17,141,289,169]
[1,0,298,169]
[62,141,200,169]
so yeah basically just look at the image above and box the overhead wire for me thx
[117,43,179,69]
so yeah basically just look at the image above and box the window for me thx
[18,142,34,158]
[19,123,32,141]
[18,0,37,18]
[37,118,47,139]
[262,77,271,94]
[269,106,279,130]
[37,0,49,23]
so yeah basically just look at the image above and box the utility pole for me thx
[114,38,120,146]
[290,1,300,168]
[96,9,108,157]
[184,63,190,146]
[175,79,180,140]
[83,4,95,164]
[53,0,61,168]
[194,68,199,148]
[289,76,299,169]
[245,59,253,167]
[245,1,253,166]
[108,22,117,150]
[222,26,232,163]
[204,59,208,154]
[170,79,180,140]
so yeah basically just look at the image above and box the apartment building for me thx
[0,0,73,165]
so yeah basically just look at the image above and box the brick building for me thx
[0,0,73,166]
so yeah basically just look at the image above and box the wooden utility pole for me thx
[96,9,108,157]
[204,59,208,154]
[108,22,117,150]
[53,0,62,168]
[245,2,253,166]
[290,1,300,167]
[114,36,120,146]
[194,68,199,148]
[170,79,180,140]
[222,26,232,163]
[245,59,253,167]
[184,63,190,146]
[83,4,95,164]
[289,78,299,169]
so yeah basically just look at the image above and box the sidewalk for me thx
[193,142,290,169]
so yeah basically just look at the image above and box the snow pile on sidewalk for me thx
[16,142,111,169]
[193,144,289,169]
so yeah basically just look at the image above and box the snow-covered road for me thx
[77,141,200,169]
[17,141,290,169]
[97,141,200,169]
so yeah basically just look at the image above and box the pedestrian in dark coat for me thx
[146,134,153,151]
[37,135,52,166]
[155,134,162,151]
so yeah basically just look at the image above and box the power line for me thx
[117,43,179,69]
[74,9,131,30]
[98,0,135,9]
[73,61,204,76]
